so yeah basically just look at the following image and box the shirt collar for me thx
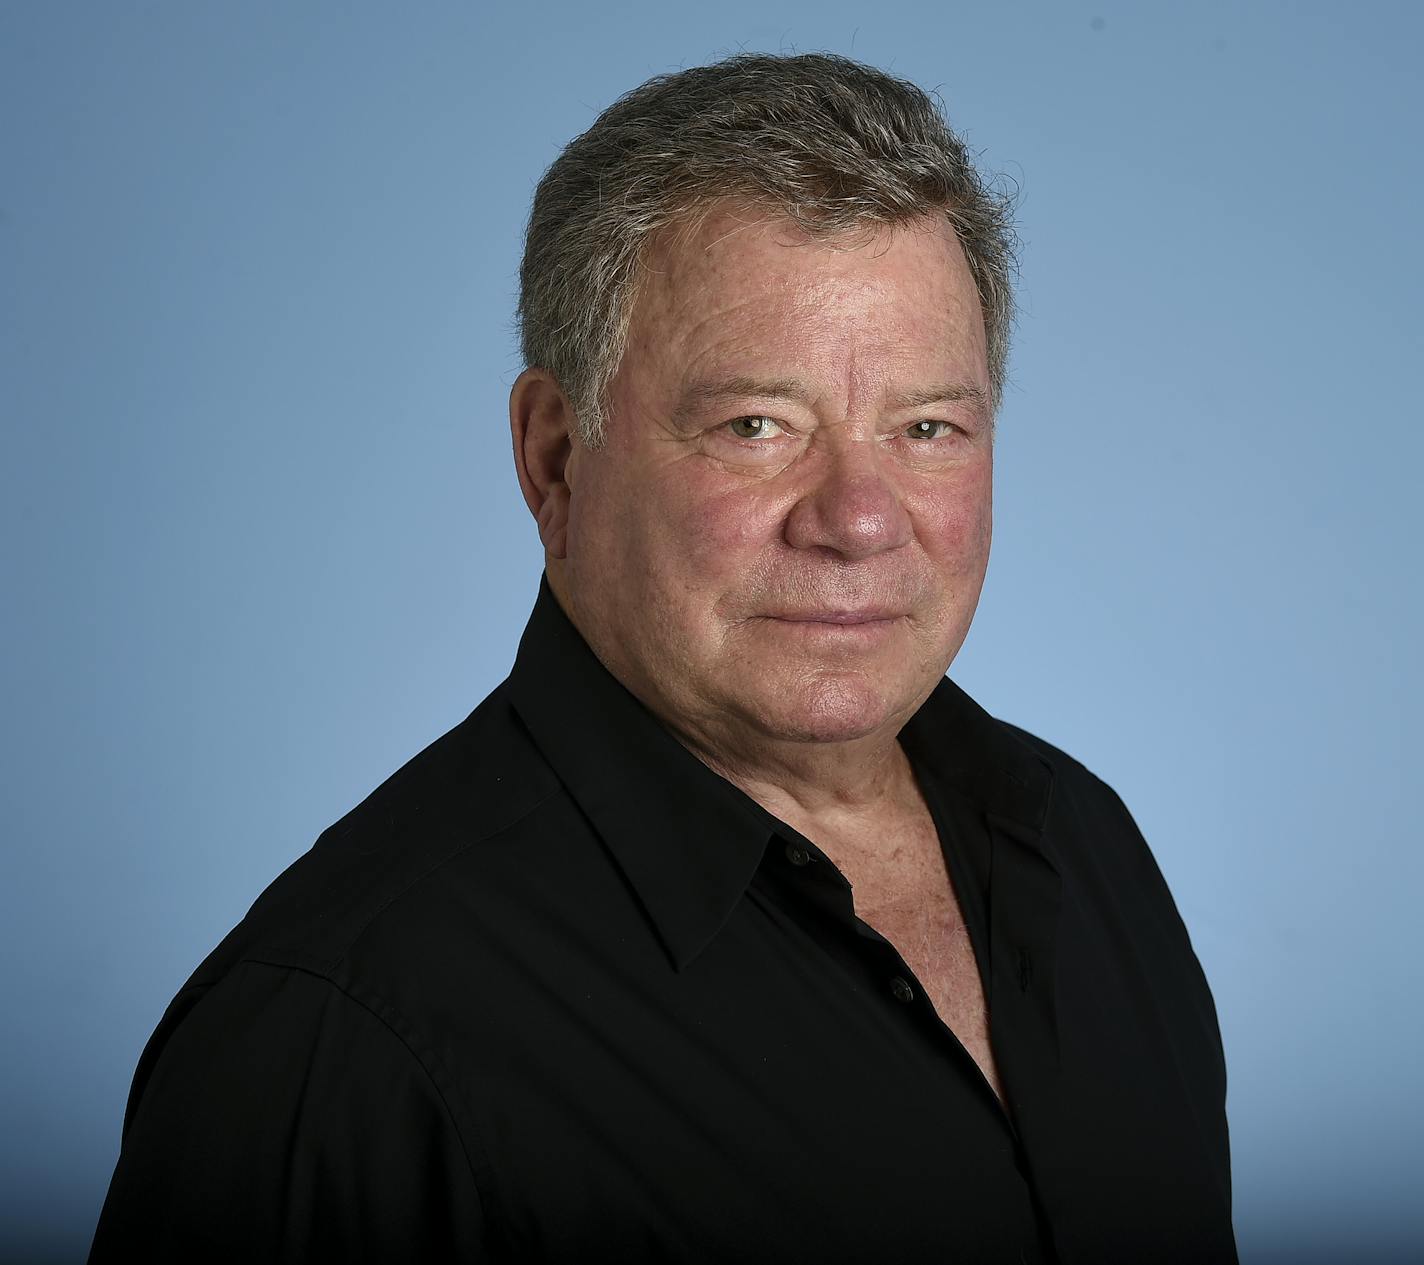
[507,573,1053,972]
[507,575,775,972]
[900,673,1055,839]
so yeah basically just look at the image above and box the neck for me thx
[545,564,928,847]
[661,711,922,845]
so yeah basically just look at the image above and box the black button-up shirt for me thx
[90,576,1237,1263]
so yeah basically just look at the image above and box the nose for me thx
[782,436,913,560]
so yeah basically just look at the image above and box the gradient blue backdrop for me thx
[3,3,1420,1262]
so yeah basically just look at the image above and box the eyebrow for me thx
[670,375,990,430]
[669,376,811,429]
[889,382,990,412]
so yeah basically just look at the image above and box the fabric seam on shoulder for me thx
[236,957,509,1248]
[336,784,565,966]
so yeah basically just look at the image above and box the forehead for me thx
[623,205,986,386]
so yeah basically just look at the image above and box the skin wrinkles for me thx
[510,206,993,838]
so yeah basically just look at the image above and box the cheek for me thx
[658,464,777,580]
[566,457,661,587]
[913,464,993,570]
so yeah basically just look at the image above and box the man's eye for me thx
[905,420,956,440]
[725,416,783,441]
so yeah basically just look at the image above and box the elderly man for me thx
[90,53,1236,1264]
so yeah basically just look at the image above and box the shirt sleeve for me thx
[88,959,490,1264]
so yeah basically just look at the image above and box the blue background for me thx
[3,3,1420,1261]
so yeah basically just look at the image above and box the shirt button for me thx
[784,841,810,867]
[890,976,915,1003]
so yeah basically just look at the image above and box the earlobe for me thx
[510,368,577,559]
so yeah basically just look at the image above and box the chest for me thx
[839,820,1005,1102]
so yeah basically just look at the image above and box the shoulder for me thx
[989,715,1216,990]
[108,685,563,1198]
[95,954,494,1258]
[997,718,1116,804]
[998,720,1162,876]
[186,679,567,990]
[1003,707,1221,947]
[999,714,1221,1014]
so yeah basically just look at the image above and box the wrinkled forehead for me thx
[597,209,992,449]
[635,201,960,306]
[618,203,984,385]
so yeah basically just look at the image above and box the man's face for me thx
[553,207,994,755]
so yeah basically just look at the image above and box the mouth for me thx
[758,612,906,645]
[766,610,906,625]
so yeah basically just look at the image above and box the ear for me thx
[510,368,579,559]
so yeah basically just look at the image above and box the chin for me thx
[743,674,900,745]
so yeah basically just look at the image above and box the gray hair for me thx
[518,51,1018,448]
